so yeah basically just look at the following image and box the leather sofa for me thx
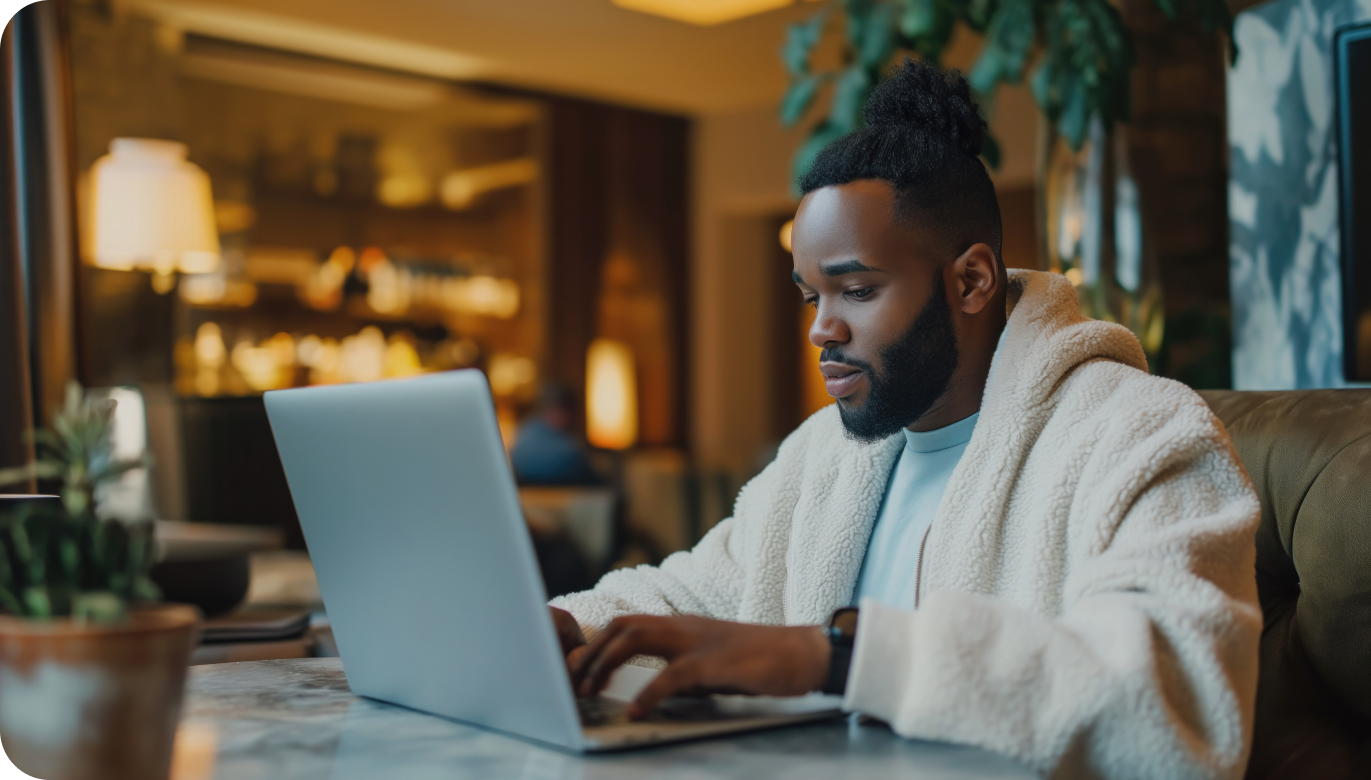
[1201,390,1371,779]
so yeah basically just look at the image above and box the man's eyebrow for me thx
[791,270,805,285]
[820,259,882,276]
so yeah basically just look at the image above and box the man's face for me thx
[791,180,960,442]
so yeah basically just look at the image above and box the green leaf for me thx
[829,65,871,132]
[991,0,1035,83]
[1058,74,1089,149]
[899,0,936,38]
[842,0,876,50]
[59,537,80,580]
[72,591,126,623]
[969,44,1003,95]
[964,0,998,31]
[86,457,144,486]
[857,2,896,69]
[23,586,51,619]
[782,9,829,76]
[780,75,822,127]
[131,575,161,603]
[1030,60,1054,114]
[907,1,956,61]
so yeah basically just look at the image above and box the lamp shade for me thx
[586,338,638,450]
[88,138,220,274]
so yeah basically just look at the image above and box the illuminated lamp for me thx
[612,0,794,25]
[585,338,638,450]
[87,138,221,290]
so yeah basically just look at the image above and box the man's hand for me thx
[549,607,588,671]
[569,614,830,719]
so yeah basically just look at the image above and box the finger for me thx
[565,645,587,677]
[629,660,701,719]
[550,608,587,654]
[580,628,657,696]
[570,618,628,685]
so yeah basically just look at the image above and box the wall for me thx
[1228,0,1371,388]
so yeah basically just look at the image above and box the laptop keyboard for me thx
[577,696,630,726]
[577,696,742,727]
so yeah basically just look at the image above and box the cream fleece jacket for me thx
[552,270,1261,779]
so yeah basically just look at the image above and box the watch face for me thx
[831,607,860,639]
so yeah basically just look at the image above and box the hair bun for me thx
[862,58,987,159]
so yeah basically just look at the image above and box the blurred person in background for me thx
[511,384,602,486]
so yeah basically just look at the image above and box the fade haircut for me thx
[798,58,1003,264]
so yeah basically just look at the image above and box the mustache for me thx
[819,348,874,373]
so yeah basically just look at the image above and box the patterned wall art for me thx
[1228,0,1371,389]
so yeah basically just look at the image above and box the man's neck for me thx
[907,319,1006,432]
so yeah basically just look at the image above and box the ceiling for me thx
[129,0,830,115]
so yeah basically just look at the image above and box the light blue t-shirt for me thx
[853,411,980,609]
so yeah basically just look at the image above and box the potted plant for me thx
[0,383,200,780]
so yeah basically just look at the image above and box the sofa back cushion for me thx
[1201,389,1371,779]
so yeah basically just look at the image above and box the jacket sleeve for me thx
[844,406,1262,780]
[548,459,780,639]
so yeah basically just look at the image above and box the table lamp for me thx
[87,138,220,292]
[585,338,637,450]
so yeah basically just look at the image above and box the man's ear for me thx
[951,243,1000,315]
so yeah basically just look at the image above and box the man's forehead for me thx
[795,180,897,229]
[793,180,927,265]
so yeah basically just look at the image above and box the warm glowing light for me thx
[377,173,432,208]
[366,259,411,315]
[300,247,352,310]
[779,219,794,252]
[339,327,387,383]
[383,334,424,378]
[586,339,638,450]
[232,340,281,392]
[443,275,520,318]
[440,158,538,210]
[87,138,221,275]
[194,323,226,367]
[488,353,537,398]
[611,0,793,24]
[180,274,257,307]
[1064,267,1084,286]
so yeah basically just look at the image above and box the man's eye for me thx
[848,288,874,299]
[802,297,817,308]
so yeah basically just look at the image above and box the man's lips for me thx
[820,362,865,398]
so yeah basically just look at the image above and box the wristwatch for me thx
[821,607,859,695]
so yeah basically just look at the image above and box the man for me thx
[550,59,1261,779]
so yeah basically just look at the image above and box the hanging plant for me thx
[780,0,1237,181]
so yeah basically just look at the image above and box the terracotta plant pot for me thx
[0,604,201,780]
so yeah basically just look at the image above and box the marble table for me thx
[179,658,1035,779]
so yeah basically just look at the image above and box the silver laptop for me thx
[264,370,842,751]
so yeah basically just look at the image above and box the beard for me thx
[824,276,960,444]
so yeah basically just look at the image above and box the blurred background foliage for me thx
[780,0,1237,182]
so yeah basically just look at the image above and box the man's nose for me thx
[809,301,850,349]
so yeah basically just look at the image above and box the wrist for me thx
[820,607,859,695]
[798,625,831,693]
